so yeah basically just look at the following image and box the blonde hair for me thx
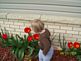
[31,19,44,33]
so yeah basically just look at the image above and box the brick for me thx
[28,14,40,20]
[67,30,78,34]
[24,23,31,27]
[0,20,3,24]
[1,24,9,28]
[31,15,41,20]
[18,20,28,23]
[70,20,79,25]
[3,19,9,21]
[65,37,77,42]
[44,22,54,25]
[6,28,14,31]
[54,16,81,25]
[8,20,18,22]
[0,13,7,18]
[61,26,72,30]
[52,32,59,36]
[54,16,68,21]
[53,46,62,50]
[54,23,68,26]
[68,24,80,27]
[54,16,69,23]
[7,13,40,20]
[50,32,54,36]
[54,29,66,33]
[48,25,59,29]
[72,34,81,39]
[11,32,20,35]
[15,29,23,32]
[73,27,81,31]
[10,25,20,29]
[62,34,75,39]
[79,32,81,35]
[77,38,81,42]
[64,33,73,38]
[20,32,28,37]
[52,42,59,46]
[48,28,54,32]
[6,31,11,34]
[19,26,25,29]
[53,35,64,40]
[5,22,13,25]
[52,39,59,42]
[51,32,64,39]
[41,15,54,21]
[71,20,81,25]
[45,25,48,28]
[0,26,4,30]
[53,42,60,46]
[14,22,24,26]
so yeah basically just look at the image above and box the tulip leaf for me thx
[18,48,25,61]
[23,35,28,48]
[11,47,16,54]
[28,46,34,56]
[15,48,19,58]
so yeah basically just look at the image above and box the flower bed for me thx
[52,50,77,61]
[0,45,39,61]
[0,46,18,61]
[0,47,79,61]
[0,28,81,61]
[0,27,39,61]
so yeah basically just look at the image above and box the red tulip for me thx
[33,34,40,40]
[74,42,80,48]
[2,34,8,40]
[68,42,73,48]
[24,27,31,33]
[27,36,32,42]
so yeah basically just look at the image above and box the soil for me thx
[0,47,78,61]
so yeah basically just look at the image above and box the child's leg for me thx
[39,49,43,61]
[43,47,54,61]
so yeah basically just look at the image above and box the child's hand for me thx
[38,41,41,46]
[38,41,44,50]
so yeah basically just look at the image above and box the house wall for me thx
[0,12,81,49]
[0,0,81,49]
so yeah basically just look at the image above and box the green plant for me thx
[58,33,81,61]
[0,27,39,61]
[76,55,81,61]
[58,33,67,54]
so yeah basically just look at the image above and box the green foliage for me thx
[0,28,39,61]
[58,33,81,61]
[59,33,67,52]
[76,55,81,61]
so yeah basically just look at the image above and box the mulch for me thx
[0,47,78,61]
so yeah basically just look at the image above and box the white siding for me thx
[0,0,81,18]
